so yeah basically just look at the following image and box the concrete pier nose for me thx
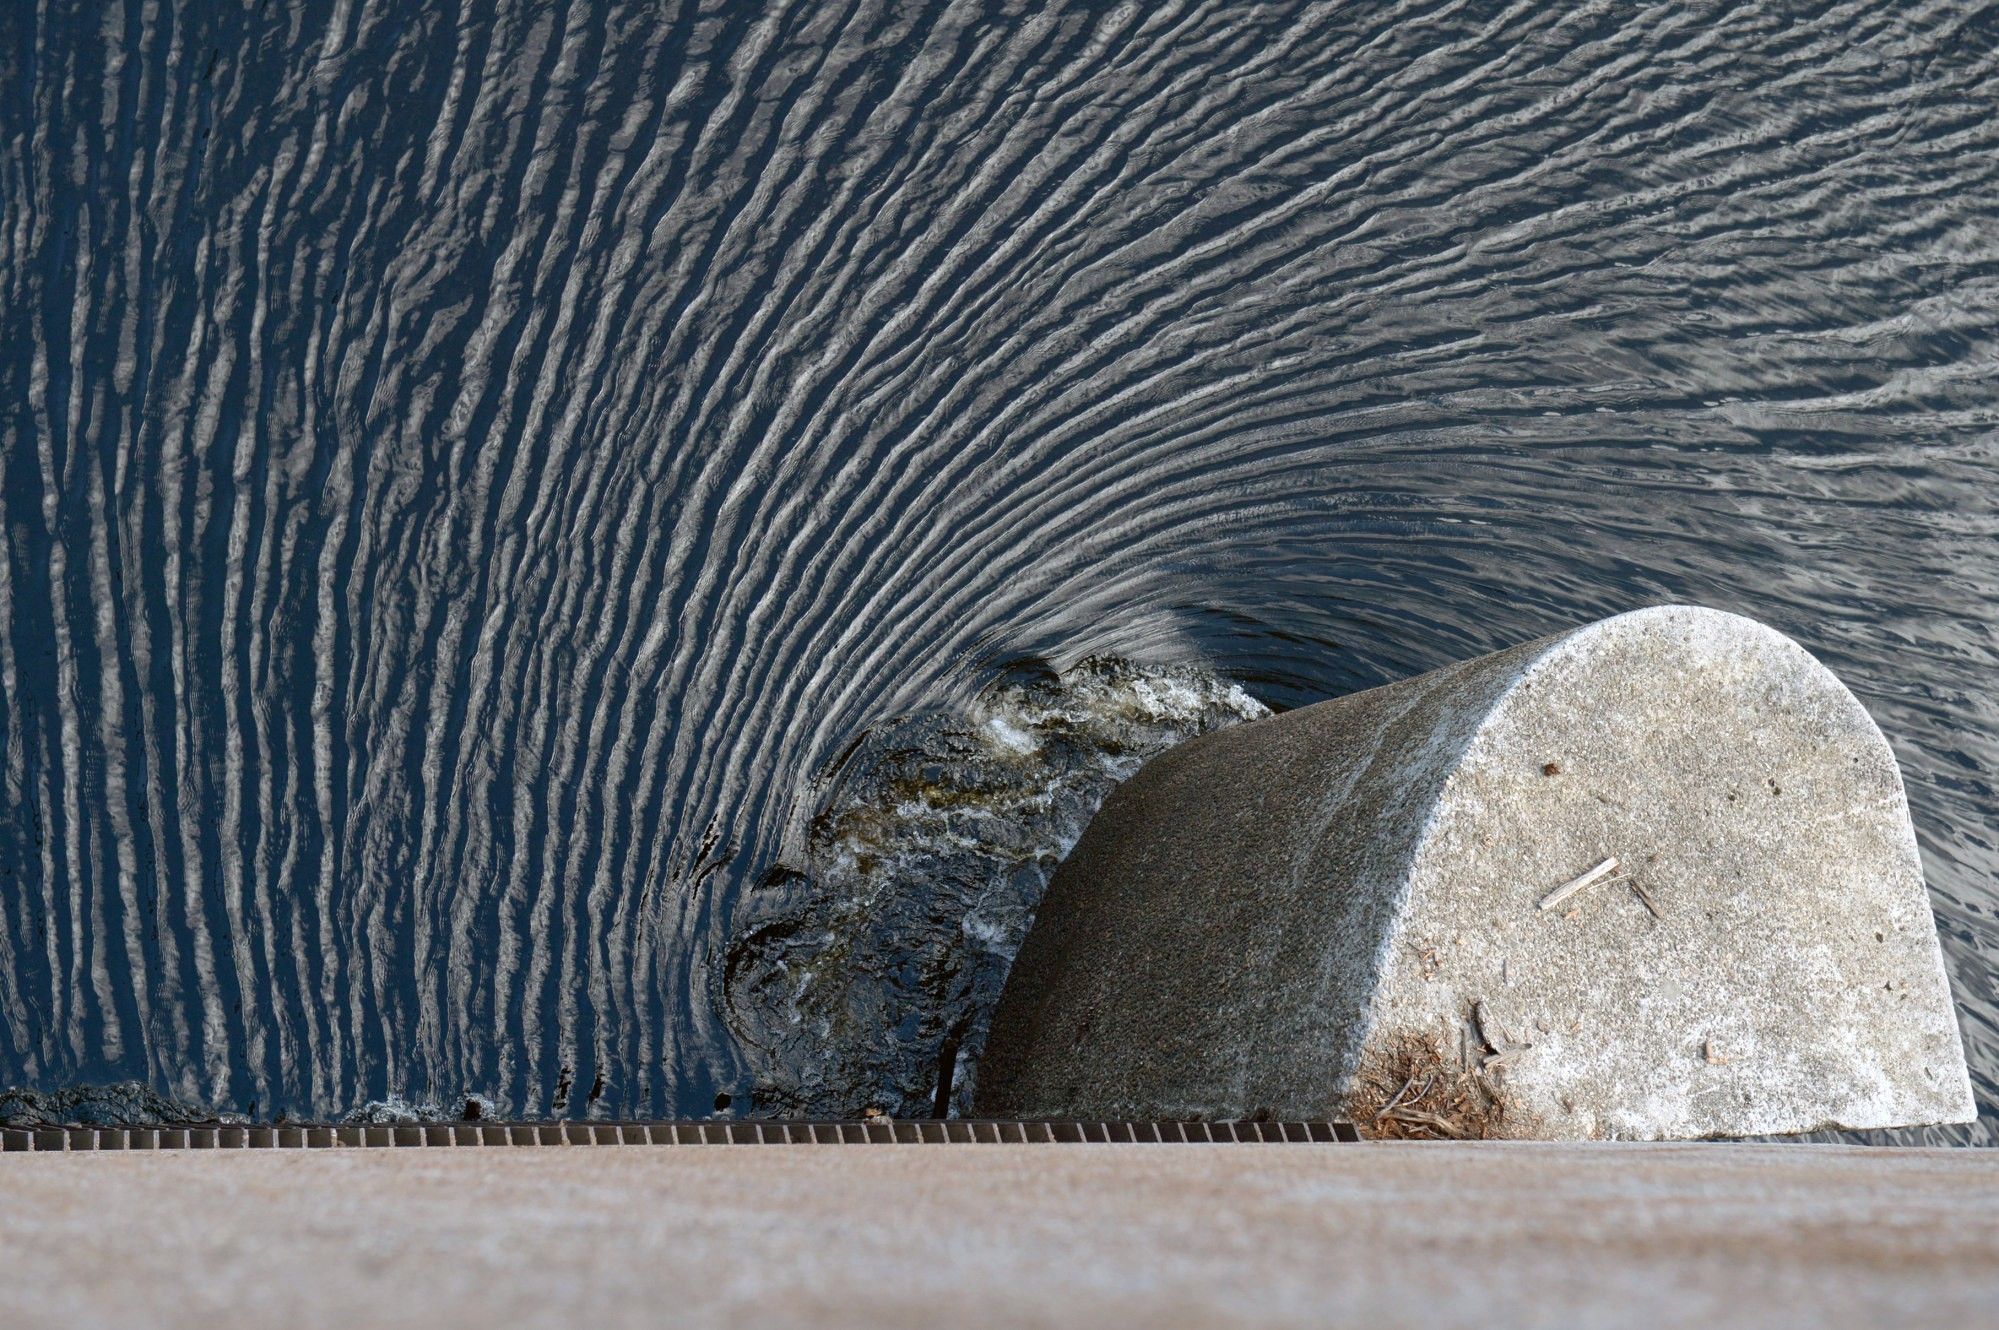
[975,606,1975,1140]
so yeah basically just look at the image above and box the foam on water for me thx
[723,658,1266,1118]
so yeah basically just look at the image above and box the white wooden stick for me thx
[1538,856,1620,912]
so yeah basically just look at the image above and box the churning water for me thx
[2,1,1995,1141]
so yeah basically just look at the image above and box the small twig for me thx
[1375,1072,1420,1121]
[1538,857,1621,912]
[1629,878,1663,919]
[1377,1107,1467,1139]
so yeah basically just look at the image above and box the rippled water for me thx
[2,0,1995,1139]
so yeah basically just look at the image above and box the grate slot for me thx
[0,1119,1360,1150]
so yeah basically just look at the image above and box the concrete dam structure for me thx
[977,606,1975,1140]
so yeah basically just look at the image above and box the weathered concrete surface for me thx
[2,1145,1995,1330]
[976,606,1974,1139]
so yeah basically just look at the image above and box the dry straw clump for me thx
[1348,1007,1523,1140]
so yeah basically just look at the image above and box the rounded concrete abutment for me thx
[974,606,1974,1139]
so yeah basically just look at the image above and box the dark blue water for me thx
[2,0,1995,1139]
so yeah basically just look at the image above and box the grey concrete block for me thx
[975,606,1975,1139]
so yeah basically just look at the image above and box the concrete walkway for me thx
[3,1143,1994,1329]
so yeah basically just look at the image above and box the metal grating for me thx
[0,1120,1361,1151]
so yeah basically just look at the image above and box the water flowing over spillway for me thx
[1,1,1995,1139]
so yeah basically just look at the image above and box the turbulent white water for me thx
[723,658,1266,1118]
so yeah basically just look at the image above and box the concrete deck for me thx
[3,1143,1995,1329]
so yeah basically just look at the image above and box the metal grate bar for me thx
[1,1120,1361,1151]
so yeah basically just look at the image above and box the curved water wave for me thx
[0,1,1995,1138]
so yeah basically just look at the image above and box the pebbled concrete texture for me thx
[976,606,1974,1139]
[2,1145,1995,1330]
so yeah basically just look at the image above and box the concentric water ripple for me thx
[2,0,1996,1139]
